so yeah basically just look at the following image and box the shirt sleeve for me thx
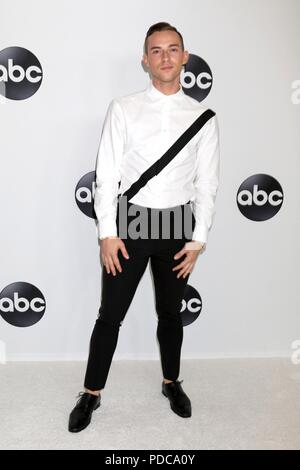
[94,99,126,239]
[191,113,220,244]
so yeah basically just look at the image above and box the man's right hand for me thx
[100,237,130,276]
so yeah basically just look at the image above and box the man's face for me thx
[143,30,189,84]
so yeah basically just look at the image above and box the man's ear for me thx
[142,53,148,67]
[183,50,189,66]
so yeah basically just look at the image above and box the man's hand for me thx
[172,241,206,279]
[100,237,130,276]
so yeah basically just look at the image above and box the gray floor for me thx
[0,358,299,450]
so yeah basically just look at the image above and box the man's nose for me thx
[161,50,170,61]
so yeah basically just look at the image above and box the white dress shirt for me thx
[94,80,220,244]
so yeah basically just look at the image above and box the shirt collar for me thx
[146,80,185,101]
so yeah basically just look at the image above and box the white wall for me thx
[0,0,299,360]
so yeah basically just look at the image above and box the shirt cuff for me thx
[191,224,208,244]
[96,218,118,239]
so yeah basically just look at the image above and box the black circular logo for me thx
[181,53,213,102]
[237,174,284,221]
[0,46,43,100]
[0,282,46,327]
[180,284,202,326]
[75,171,97,219]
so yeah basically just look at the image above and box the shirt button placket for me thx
[161,99,170,139]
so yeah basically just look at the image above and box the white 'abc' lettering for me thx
[238,185,283,206]
[0,292,45,312]
[181,298,201,313]
[181,71,212,89]
[0,59,42,83]
[76,185,93,203]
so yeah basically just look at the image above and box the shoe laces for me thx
[175,379,184,391]
[75,391,87,406]
[75,391,99,410]
[165,379,184,396]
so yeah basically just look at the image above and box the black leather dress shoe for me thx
[162,379,192,418]
[68,392,101,432]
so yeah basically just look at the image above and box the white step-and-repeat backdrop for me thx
[0,0,299,361]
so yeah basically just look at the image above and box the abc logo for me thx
[0,282,46,327]
[75,171,121,220]
[0,46,43,100]
[180,285,202,326]
[237,174,283,221]
[180,53,213,102]
[75,171,97,219]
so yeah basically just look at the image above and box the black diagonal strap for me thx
[121,108,215,202]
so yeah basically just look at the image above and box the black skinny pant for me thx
[84,200,195,390]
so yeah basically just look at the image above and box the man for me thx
[68,22,220,432]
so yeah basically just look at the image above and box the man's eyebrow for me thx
[150,43,180,50]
